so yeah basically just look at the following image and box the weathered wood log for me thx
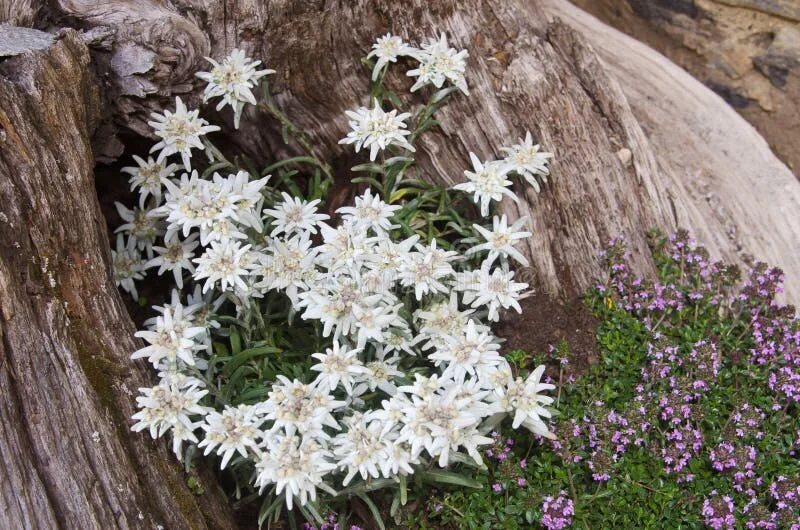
[41,0,800,301]
[0,30,237,530]
[542,0,800,302]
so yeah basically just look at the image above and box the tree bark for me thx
[0,30,237,530]
[40,0,800,300]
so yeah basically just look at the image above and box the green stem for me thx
[256,101,334,184]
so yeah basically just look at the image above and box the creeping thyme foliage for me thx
[414,230,799,529]
[112,35,555,527]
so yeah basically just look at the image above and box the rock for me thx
[568,0,800,177]
[617,147,633,165]
[754,26,800,88]
[715,0,800,22]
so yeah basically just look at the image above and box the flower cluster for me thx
[593,233,800,528]
[116,36,558,517]
[540,491,575,530]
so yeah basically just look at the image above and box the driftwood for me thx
[0,31,236,530]
[43,0,800,299]
[1,0,800,528]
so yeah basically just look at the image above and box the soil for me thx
[495,292,600,377]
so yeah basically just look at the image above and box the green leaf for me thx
[420,469,483,489]
[336,478,396,497]
[357,493,386,530]
[399,474,408,506]
[223,345,282,377]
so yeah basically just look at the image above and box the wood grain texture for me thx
[0,31,237,530]
[543,0,800,302]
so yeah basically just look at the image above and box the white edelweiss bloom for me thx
[131,377,208,459]
[407,33,469,95]
[332,412,391,485]
[296,273,373,339]
[358,348,403,396]
[123,155,179,207]
[381,440,419,477]
[146,233,199,289]
[382,327,418,356]
[468,214,532,267]
[495,365,556,439]
[148,97,220,170]
[397,372,451,401]
[352,303,398,349]
[414,291,482,351]
[310,341,368,395]
[112,233,145,299]
[193,239,253,293]
[453,152,517,217]
[428,319,503,383]
[197,404,264,469]
[227,170,270,231]
[196,49,275,128]
[132,304,206,368]
[397,239,457,300]
[338,98,415,161]
[259,376,344,438]
[337,188,401,234]
[500,131,553,192]
[316,220,371,271]
[114,202,162,259]
[186,283,224,332]
[372,393,413,435]
[463,261,528,321]
[253,232,317,302]
[254,433,336,510]
[367,33,417,81]
[396,376,483,466]
[263,192,329,237]
[365,234,419,274]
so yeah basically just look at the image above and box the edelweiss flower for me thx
[193,240,252,293]
[148,96,220,170]
[196,49,275,128]
[396,376,487,466]
[454,152,516,217]
[112,233,145,299]
[500,131,553,192]
[397,239,458,300]
[428,319,503,383]
[132,304,206,368]
[146,233,199,289]
[123,155,178,207]
[463,262,528,321]
[496,365,556,438]
[360,348,403,395]
[254,433,336,509]
[332,412,391,485]
[468,215,532,266]
[311,341,368,395]
[131,377,208,458]
[367,33,417,80]
[227,170,270,231]
[337,188,400,234]
[407,33,469,95]
[198,404,263,468]
[260,376,343,438]
[339,99,415,161]
[114,202,162,258]
[263,192,329,237]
